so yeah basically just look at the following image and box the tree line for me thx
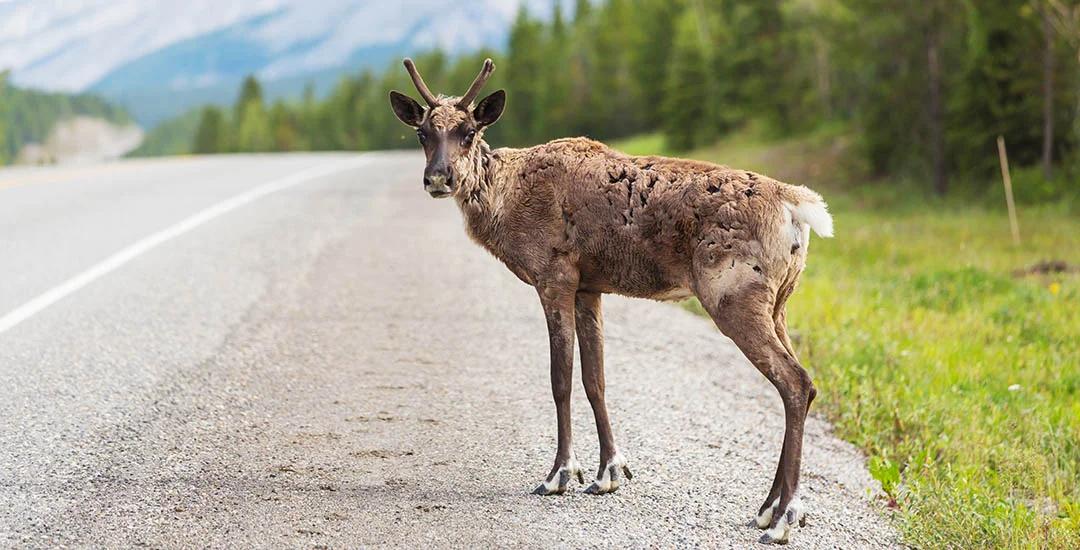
[161,0,1080,195]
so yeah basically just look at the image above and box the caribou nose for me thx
[424,171,453,189]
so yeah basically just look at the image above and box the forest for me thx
[136,0,1080,199]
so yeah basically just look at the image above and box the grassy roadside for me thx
[613,130,1080,547]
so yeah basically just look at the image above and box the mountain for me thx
[0,0,554,127]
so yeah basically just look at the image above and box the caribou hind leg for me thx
[695,265,815,545]
[760,277,812,530]
[574,291,632,495]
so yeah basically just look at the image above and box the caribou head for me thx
[389,58,505,198]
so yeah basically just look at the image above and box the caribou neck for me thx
[453,139,517,255]
[455,139,497,215]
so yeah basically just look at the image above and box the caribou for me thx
[389,58,834,545]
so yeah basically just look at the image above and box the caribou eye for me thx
[462,130,476,146]
[416,130,426,144]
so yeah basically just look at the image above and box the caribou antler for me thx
[458,58,495,108]
[403,58,439,108]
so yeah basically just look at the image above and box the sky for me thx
[0,0,553,92]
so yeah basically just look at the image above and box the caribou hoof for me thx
[754,498,779,529]
[754,497,805,529]
[757,499,804,545]
[583,454,632,495]
[532,456,584,495]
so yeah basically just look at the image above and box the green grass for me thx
[610,132,672,156]
[631,127,1080,548]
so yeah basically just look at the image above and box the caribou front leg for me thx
[532,279,584,495]
[575,291,632,494]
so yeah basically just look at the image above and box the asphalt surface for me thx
[0,153,901,548]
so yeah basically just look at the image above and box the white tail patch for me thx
[784,196,834,239]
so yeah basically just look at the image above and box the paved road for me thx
[0,153,900,548]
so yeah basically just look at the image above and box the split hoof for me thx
[757,499,803,545]
[532,457,584,496]
[583,455,632,495]
[754,498,779,529]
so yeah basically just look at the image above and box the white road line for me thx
[0,157,369,336]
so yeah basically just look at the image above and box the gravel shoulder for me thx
[0,153,901,548]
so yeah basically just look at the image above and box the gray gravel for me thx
[0,153,901,548]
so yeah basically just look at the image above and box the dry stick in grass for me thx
[997,135,1021,246]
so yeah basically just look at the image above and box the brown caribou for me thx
[389,58,833,545]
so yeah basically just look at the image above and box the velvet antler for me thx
[403,58,439,108]
[458,58,495,108]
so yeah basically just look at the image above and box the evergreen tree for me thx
[235,75,264,121]
[573,0,592,23]
[712,0,795,132]
[192,106,227,154]
[664,8,712,151]
[950,0,1076,178]
[350,72,377,150]
[505,6,547,144]
[587,0,641,139]
[269,100,301,151]
[835,0,966,190]
[566,0,597,137]
[632,0,685,129]
[236,101,272,152]
[233,75,270,152]
[540,5,573,140]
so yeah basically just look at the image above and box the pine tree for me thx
[541,5,572,140]
[567,0,597,137]
[632,0,685,129]
[505,6,547,145]
[714,0,793,132]
[192,106,227,154]
[235,75,264,122]
[950,0,1075,179]
[269,101,301,151]
[236,101,272,152]
[232,74,270,152]
[588,0,641,139]
[664,8,712,151]
[834,0,966,190]
[573,0,592,22]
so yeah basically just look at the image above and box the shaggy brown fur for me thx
[389,59,833,545]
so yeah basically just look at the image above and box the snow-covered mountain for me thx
[0,0,554,124]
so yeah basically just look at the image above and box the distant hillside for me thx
[127,109,200,158]
[0,72,133,165]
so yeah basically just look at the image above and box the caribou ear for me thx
[473,90,505,128]
[389,91,425,127]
